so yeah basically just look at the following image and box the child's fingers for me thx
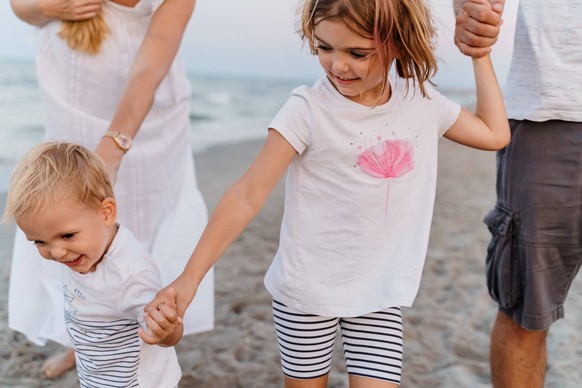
[145,306,179,335]
[141,310,168,344]
[163,288,177,311]
[138,326,160,345]
[157,303,179,324]
[144,288,172,314]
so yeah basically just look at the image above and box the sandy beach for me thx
[1,138,581,387]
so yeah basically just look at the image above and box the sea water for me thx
[0,58,476,192]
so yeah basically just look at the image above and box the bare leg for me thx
[284,374,328,388]
[349,374,398,388]
[42,347,76,379]
[490,311,547,388]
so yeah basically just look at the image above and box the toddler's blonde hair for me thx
[59,14,109,55]
[300,0,438,98]
[2,141,114,224]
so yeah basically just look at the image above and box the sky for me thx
[0,0,518,89]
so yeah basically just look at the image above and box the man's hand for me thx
[454,0,505,58]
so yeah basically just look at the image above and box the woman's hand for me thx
[144,274,199,322]
[11,0,102,26]
[95,137,125,184]
[40,0,103,21]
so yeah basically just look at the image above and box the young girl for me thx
[148,0,508,386]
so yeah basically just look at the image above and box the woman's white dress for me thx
[8,0,214,346]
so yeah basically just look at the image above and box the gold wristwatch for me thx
[103,131,132,152]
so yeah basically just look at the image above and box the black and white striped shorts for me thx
[272,300,403,384]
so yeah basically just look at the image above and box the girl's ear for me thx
[100,197,117,226]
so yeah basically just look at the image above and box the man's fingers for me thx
[463,0,503,26]
[491,0,505,14]
[456,27,499,48]
[456,42,492,58]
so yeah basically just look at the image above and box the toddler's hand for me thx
[139,288,183,346]
[145,274,198,321]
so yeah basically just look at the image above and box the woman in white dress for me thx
[9,0,214,378]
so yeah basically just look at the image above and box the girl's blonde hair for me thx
[59,14,109,55]
[300,0,437,97]
[2,142,114,223]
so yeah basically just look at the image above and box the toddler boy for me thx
[3,141,182,387]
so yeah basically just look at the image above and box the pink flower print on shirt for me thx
[357,135,415,215]
[358,138,415,179]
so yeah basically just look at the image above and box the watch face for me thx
[116,134,132,150]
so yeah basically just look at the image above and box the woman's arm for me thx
[144,130,298,324]
[10,0,102,26]
[95,0,196,181]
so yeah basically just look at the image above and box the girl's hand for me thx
[40,0,103,21]
[454,0,504,58]
[139,288,184,346]
[95,137,124,184]
[144,275,198,323]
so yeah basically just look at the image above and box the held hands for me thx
[454,0,505,58]
[139,288,184,346]
[144,274,199,332]
[41,0,103,21]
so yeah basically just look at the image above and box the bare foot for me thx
[42,347,76,379]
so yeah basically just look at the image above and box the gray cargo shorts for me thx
[484,119,582,330]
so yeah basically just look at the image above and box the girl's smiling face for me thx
[314,18,394,106]
[18,198,117,274]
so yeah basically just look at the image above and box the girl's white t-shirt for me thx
[264,76,460,317]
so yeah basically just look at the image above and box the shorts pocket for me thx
[483,205,522,309]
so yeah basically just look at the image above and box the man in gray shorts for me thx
[454,0,582,387]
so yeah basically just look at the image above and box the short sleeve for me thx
[268,86,313,154]
[121,268,163,328]
[151,0,165,11]
[426,85,462,137]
